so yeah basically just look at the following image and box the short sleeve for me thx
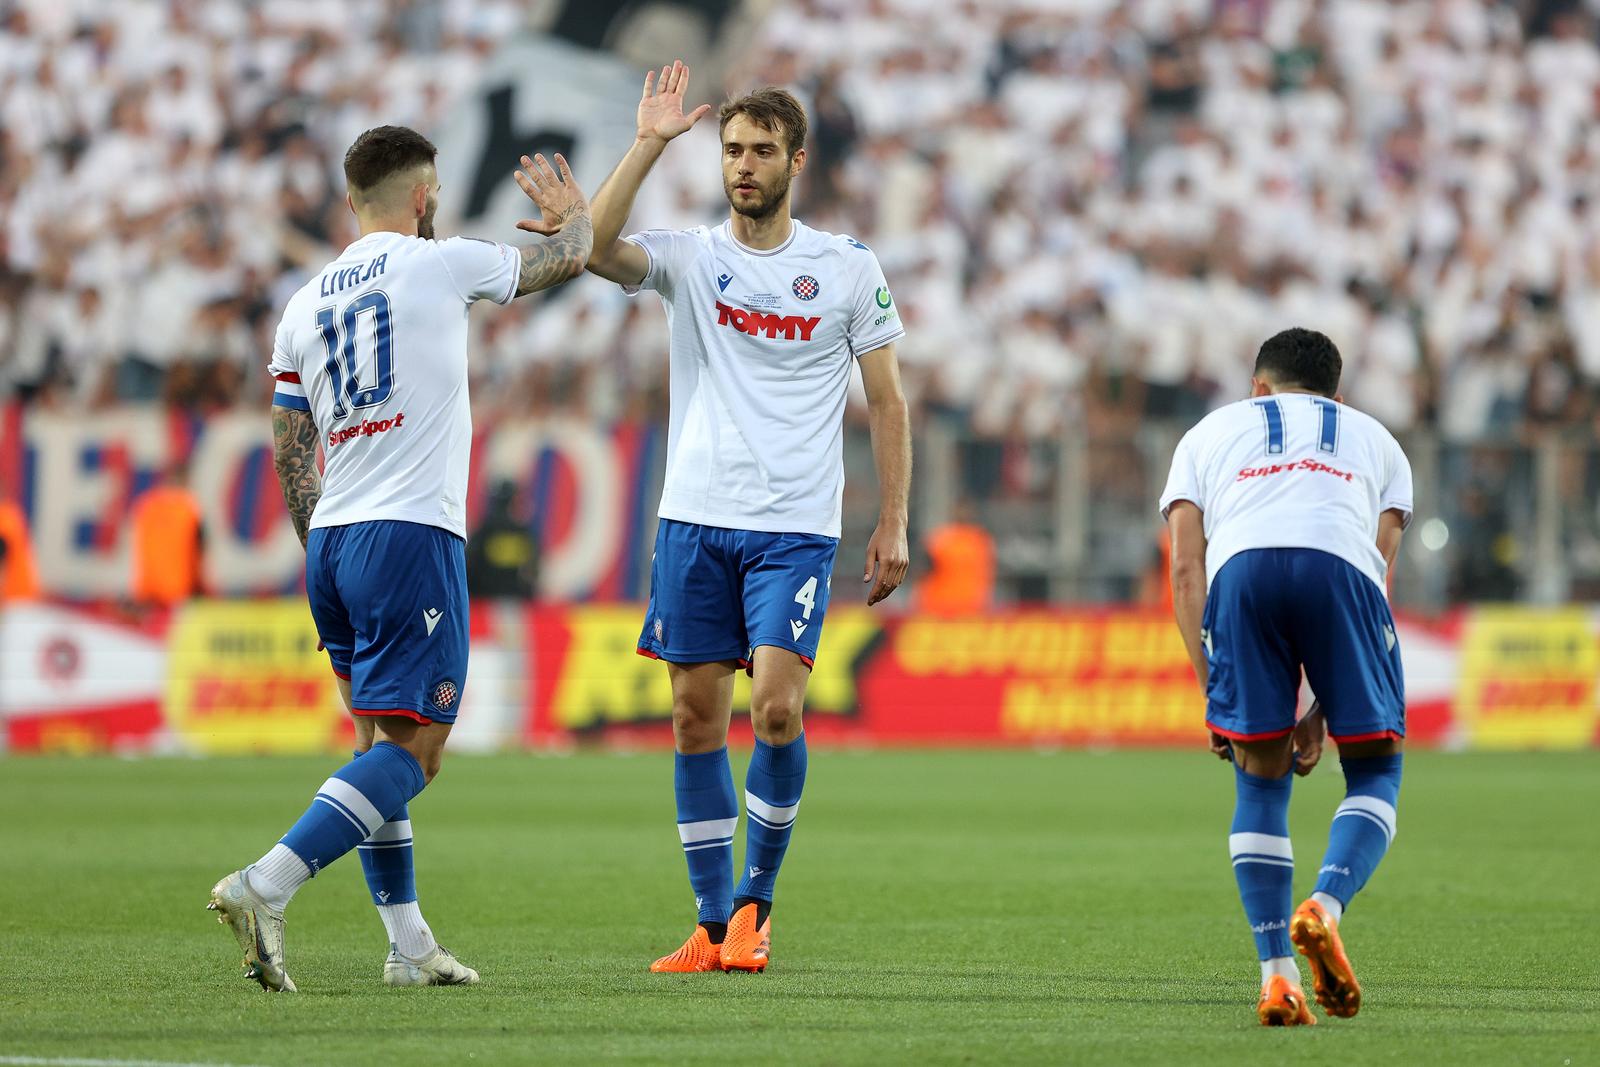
[1379,435,1414,528]
[1158,431,1202,518]
[622,228,706,298]
[268,314,310,411]
[434,236,519,305]
[844,242,906,357]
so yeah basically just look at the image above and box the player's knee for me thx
[671,699,722,746]
[417,750,444,784]
[751,693,802,743]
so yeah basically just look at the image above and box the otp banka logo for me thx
[714,300,820,341]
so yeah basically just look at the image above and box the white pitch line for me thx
[0,1057,271,1067]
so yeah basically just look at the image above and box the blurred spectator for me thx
[915,500,996,615]
[0,491,40,602]
[467,481,539,599]
[129,465,204,606]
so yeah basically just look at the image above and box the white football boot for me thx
[383,944,481,986]
[207,870,297,992]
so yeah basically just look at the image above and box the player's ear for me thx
[413,183,428,218]
[1332,391,1345,405]
[346,192,357,218]
[1249,376,1272,398]
[789,147,806,177]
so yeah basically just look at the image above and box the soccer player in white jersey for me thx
[584,64,912,973]
[207,126,592,991]
[1160,328,1413,1026]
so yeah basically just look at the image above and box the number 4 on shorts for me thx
[793,576,818,620]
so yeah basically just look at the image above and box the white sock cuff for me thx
[248,843,311,909]
[380,901,437,960]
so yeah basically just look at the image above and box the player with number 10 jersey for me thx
[206,126,591,994]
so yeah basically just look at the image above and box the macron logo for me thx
[790,620,807,641]
[423,608,442,636]
[748,866,765,879]
[717,272,734,292]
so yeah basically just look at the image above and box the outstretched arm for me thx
[587,60,712,285]
[859,344,911,606]
[510,152,593,296]
[272,405,321,548]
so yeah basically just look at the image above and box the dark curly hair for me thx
[1254,328,1342,397]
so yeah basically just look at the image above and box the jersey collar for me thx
[722,218,797,257]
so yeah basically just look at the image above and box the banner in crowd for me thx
[0,405,662,601]
[6,599,1592,753]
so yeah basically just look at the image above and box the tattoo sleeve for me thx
[272,405,321,547]
[515,210,594,296]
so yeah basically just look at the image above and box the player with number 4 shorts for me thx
[1160,328,1413,1025]
[585,63,913,972]
[206,126,592,991]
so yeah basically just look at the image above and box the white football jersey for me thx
[625,219,904,538]
[268,231,519,539]
[1159,395,1413,592]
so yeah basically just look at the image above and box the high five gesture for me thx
[639,60,713,145]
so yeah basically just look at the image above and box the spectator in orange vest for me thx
[0,491,42,602]
[130,464,205,605]
[1137,526,1175,613]
[915,501,996,615]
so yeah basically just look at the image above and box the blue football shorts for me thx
[637,518,839,668]
[1202,547,1405,743]
[306,519,468,724]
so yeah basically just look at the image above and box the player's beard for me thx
[417,192,437,240]
[725,169,791,221]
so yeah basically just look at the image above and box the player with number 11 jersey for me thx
[1160,328,1413,1026]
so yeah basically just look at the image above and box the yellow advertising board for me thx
[1456,608,1600,750]
[165,600,345,754]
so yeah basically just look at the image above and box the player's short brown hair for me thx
[344,125,437,195]
[718,87,808,158]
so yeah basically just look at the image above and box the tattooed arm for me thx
[515,208,593,296]
[510,152,593,297]
[272,405,321,548]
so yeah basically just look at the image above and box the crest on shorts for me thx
[791,275,819,301]
[431,679,459,711]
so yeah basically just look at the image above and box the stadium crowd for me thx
[1,0,1597,603]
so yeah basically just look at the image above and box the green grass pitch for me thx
[1,749,1595,1066]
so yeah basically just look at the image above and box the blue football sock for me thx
[279,741,427,877]
[1313,754,1402,910]
[351,751,418,907]
[675,747,738,927]
[1228,765,1295,961]
[735,733,807,903]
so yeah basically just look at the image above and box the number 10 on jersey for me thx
[316,291,394,420]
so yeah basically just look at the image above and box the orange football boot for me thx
[649,925,723,973]
[1291,898,1361,1017]
[719,902,771,973]
[1257,974,1316,1027]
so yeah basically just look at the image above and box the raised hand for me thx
[638,60,712,144]
[513,152,589,237]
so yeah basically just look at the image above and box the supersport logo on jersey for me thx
[327,411,406,448]
[1236,457,1354,483]
[713,300,821,341]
